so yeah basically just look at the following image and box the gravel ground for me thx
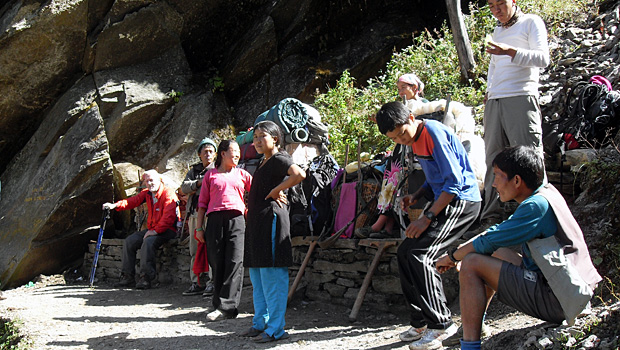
[0,275,549,350]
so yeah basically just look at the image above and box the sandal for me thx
[354,226,374,239]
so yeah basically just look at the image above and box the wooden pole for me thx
[445,0,476,82]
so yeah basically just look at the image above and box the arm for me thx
[195,207,207,243]
[266,164,307,207]
[487,17,549,68]
[404,191,456,239]
[180,166,202,195]
[109,190,147,211]
[436,241,477,273]
[512,17,549,68]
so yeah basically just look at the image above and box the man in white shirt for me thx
[476,0,550,230]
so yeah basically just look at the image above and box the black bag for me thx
[288,154,340,237]
[559,81,620,148]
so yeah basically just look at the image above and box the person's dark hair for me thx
[492,146,544,190]
[254,120,283,148]
[215,140,237,168]
[375,101,411,134]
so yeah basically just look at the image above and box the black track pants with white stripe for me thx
[397,199,481,330]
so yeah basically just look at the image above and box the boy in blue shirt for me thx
[436,145,601,350]
[375,102,482,350]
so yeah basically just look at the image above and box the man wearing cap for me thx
[180,137,217,296]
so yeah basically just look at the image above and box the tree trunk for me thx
[445,0,476,82]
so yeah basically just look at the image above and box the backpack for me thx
[289,154,340,238]
[558,81,620,148]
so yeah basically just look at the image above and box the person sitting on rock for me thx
[375,101,481,350]
[436,146,601,350]
[180,137,217,297]
[103,170,180,289]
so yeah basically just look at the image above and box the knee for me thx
[459,253,486,277]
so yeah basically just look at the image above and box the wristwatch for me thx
[424,210,436,222]
[448,247,460,263]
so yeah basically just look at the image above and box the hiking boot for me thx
[114,275,135,288]
[399,326,427,342]
[182,282,204,296]
[135,275,151,290]
[408,323,457,350]
[202,281,214,298]
[442,323,489,347]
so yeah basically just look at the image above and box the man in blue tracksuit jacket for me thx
[375,101,481,350]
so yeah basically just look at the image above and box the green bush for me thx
[0,318,27,350]
[315,0,595,165]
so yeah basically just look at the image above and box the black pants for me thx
[122,229,176,281]
[397,200,480,329]
[205,210,245,315]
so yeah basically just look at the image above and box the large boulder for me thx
[0,77,113,289]
[93,47,193,166]
[0,0,89,174]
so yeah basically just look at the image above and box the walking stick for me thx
[89,208,111,287]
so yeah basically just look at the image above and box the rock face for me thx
[0,77,113,288]
[0,0,449,288]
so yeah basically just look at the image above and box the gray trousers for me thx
[481,95,543,221]
[122,228,176,281]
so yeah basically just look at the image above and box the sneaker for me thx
[202,281,214,297]
[399,326,427,342]
[442,323,489,347]
[135,275,151,290]
[114,274,135,288]
[239,327,263,337]
[408,323,457,350]
[183,283,204,296]
[253,331,290,343]
[206,309,236,322]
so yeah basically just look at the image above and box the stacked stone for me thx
[291,237,409,312]
[539,2,620,124]
[84,238,192,286]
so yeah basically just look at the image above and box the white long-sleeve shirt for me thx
[487,14,550,99]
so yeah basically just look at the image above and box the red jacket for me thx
[114,182,179,234]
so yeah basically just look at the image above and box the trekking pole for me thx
[89,208,111,287]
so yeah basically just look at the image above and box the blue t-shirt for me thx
[412,120,481,202]
[473,189,557,271]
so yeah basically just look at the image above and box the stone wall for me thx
[84,235,460,313]
[84,238,192,286]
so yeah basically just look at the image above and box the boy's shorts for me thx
[496,262,565,324]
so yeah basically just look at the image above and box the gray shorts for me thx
[496,262,565,324]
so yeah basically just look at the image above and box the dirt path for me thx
[0,276,550,350]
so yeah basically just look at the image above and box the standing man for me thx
[181,137,217,296]
[436,146,601,350]
[375,102,481,350]
[103,170,179,289]
[477,0,550,230]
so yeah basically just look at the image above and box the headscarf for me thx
[398,73,425,96]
